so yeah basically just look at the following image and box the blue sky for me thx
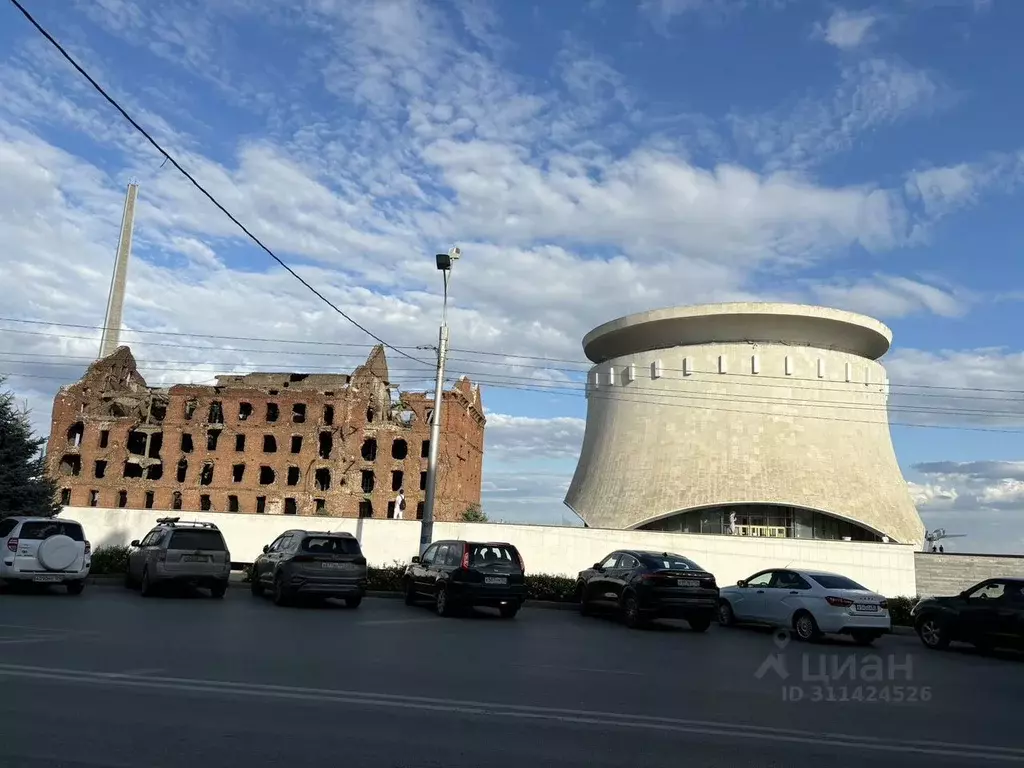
[1,0,1022,551]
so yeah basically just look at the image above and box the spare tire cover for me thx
[37,535,78,571]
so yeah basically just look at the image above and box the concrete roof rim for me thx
[581,302,893,364]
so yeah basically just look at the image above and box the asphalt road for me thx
[0,584,1021,768]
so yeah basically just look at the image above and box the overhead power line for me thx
[6,0,429,368]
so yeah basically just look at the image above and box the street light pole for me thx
[419,246,460,554]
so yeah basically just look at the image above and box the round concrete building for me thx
[564,302,925,546]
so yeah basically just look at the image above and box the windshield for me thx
[810,574,866,591]
[641,553,703,571]
[301,536,361,555]
[168,529,226,551]
[18,521,85,541]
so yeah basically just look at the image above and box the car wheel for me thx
[688,614,712,632]
[272,574,291,607]
[403,579,417,606]
[916,616,950,650]
[66,580,85,596]
[577,583,592,616]
[140,568,155,598]
[793,610,821,642]
[850,630,876,646]
[435,585,453,617]
[210,582,227,599]
[623,594,645,629]
[345,595,363,609]
[717,601,736,627]
[499,603,520,619]
[250,575,264,597]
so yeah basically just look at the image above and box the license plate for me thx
[484,576,507,585]
[33,575,63,583]
[321,562,349,570]
[677,579,699,588]
[855,604,879,612]
[182,555,209,563]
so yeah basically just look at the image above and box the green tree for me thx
[461,503,487,523]
[0,378,60,519]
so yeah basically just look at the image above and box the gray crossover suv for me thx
[125,517,231,597]
[250,529,367,607]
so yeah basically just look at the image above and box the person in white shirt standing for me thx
[393,489,406,520]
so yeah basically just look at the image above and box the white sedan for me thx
[717,568,891,645]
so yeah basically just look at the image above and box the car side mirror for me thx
[263,545,269,553]
[130,539,140,547]
[592,562,603,571]
[411,555,420,564]
[737,580,747,588]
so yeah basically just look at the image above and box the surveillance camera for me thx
[449,246,462,260]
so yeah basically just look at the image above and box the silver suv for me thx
[0,516,91,594]
[125,517,231,598]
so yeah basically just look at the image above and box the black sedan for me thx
[912,577,1024,652]
[576,550,719,631]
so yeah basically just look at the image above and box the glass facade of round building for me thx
[636,504,883,542]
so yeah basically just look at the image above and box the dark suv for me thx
[250,530,367,607]
[403,540,526,618]
[912,577,1024,652]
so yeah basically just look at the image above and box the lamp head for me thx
[436,245,461,271]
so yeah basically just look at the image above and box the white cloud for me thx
[807,274,970,319]
[818,9,879,50]
[483,413,586,461]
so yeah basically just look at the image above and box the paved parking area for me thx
[0,585,1021,767]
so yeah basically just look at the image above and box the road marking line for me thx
[0,662,1020,762]
[508,663,644,677]
[354,618,438,626]
[0,635,69,645]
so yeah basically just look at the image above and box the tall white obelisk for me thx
[98,182,139,359]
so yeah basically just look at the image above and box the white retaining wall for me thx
[61,507,918,597]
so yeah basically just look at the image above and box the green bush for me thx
[886,596,919,626]
[367,564,407,592]
[89,545,130,575]
[525,574,578,602]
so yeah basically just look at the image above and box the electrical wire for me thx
[6,0,429,368]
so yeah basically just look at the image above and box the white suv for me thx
[0,517,92,594]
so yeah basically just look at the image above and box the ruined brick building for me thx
[47,346,485,521]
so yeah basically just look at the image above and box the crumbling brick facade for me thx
[46,346,485,521]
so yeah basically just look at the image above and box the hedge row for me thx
[89,546,919,625]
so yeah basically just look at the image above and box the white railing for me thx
[733,525,788,538]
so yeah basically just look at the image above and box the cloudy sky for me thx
[2,0,1023,552]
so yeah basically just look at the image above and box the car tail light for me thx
[879,599,888,609]
[515,550,525,572]
[460,543,469,570]
[6,538,18,553]
[825,596,854,607]
[84,541,91,555]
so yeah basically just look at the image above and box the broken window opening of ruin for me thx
[232,464,245,483]
[59,455,81,477]
[228,495,239,513]
[238,402,253,421]
[145,491,155,509]
[397,410,415,426]
[366,407,375,423]
[150,400,167,422]
[318,432,332,459]
[292,403,306,423]
[146,464,163,481]
[287,467,300,486]
[60,488,71,505]
[290,435,302,454]
[359,500,373,518]
[208,401,224,424]
[259,466,275,485]
[200,495,211,511]
[127,431,147,456]
[391,439,408,460]
[176,459,188,483]
[172,491,182,510]
[235,434,245,452]
[391,470,403,492]
[99,430,110,449]
[289,374,308,383]
[284,498,297,515]
[420,471,427,491]
[416,502,424,520]
[207,429,221,451]
[256,496,266,514]
[266,403,279,422]
[67,422,84,447]
[117,490,127,508]
[421,440,430,458]
[181,433,194,453]
[148,432,163,459]
[387,501,396,519]
[89,490,98,507]
[323,405,334,425]
[263,435,277,453]
[361,470,375,493]
[361,438,377,462]
[94,460,107,479]
[315,498,326,515]
[123,462,143,479]
[315,468,331,491]
[200,463,214,486]
[185,399,197,420]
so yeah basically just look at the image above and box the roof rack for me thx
[155,517,219,530]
